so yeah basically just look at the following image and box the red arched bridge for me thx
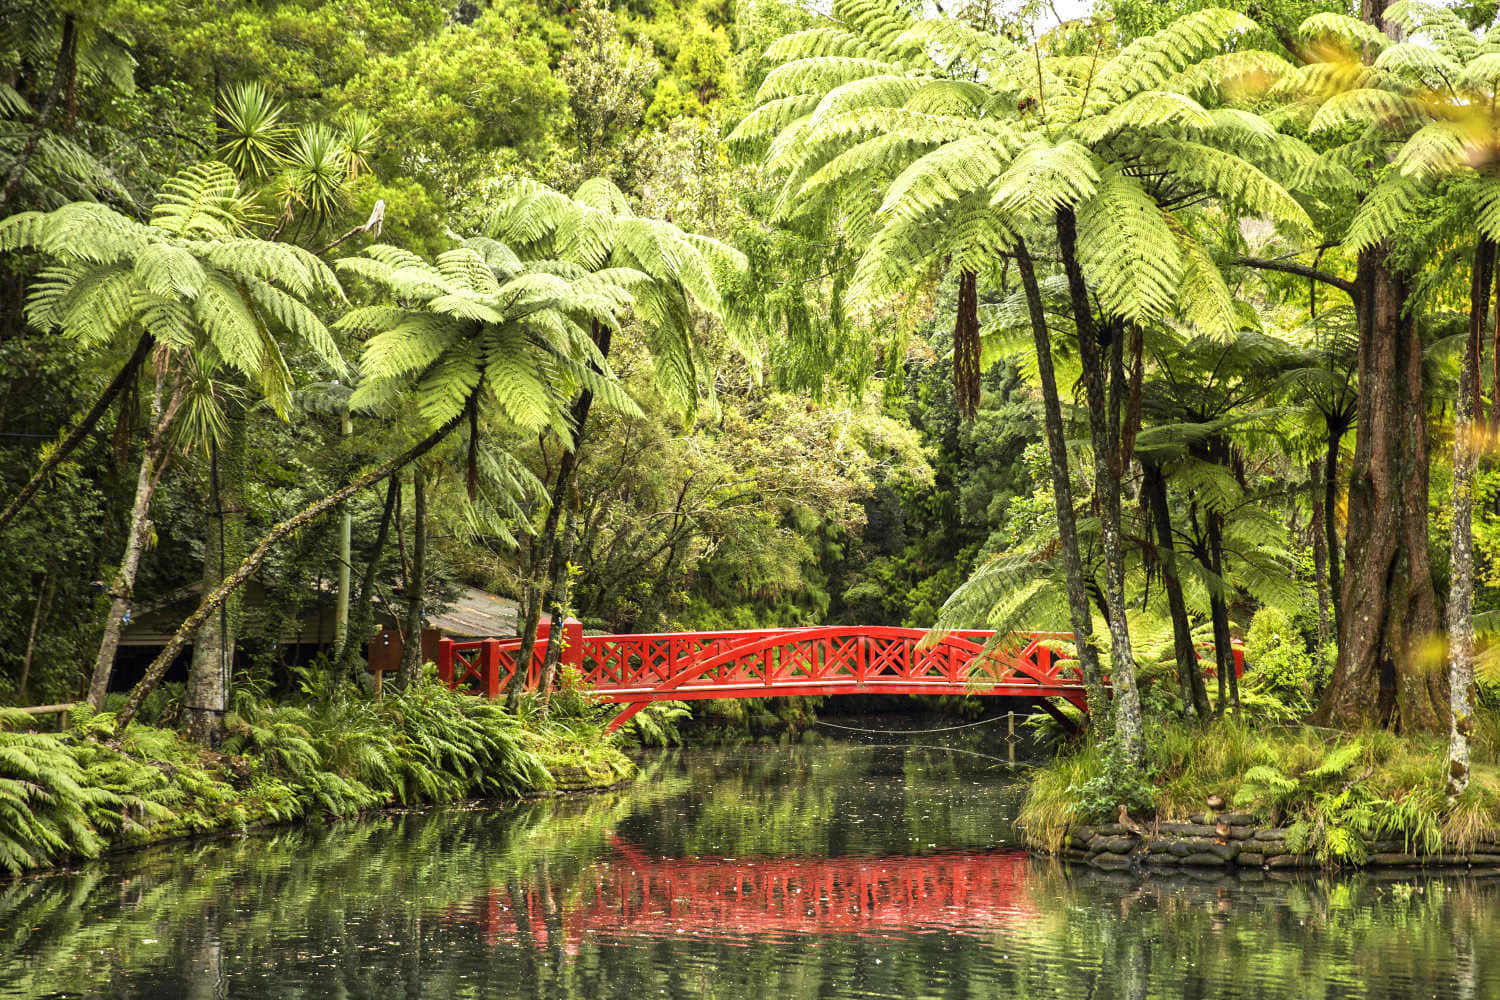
[436,623,1244,732]
[444,838,1036,950]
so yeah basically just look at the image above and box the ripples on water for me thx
[2,723,1499,998]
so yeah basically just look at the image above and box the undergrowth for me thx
[0,671,633,875]
[1019,715,1500,866]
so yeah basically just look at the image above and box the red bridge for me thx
[445,838,1037,949]
[437,624,1104,731]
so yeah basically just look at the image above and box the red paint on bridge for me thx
[437,624,1113,731]
[445,838,1036,950]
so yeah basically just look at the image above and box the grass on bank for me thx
[1019,715,1500,865]
[0,670,638,875]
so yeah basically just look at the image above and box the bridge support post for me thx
[482,638,501,699]
[564,619,583,674]
[437,637,454,689]
[607,701,648,733]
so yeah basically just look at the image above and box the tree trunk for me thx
[339,475,399,681]
[538,505,576,719]
[1323,416,1344,632]
[18,573,54,702]
[332,406,354,659]
[1447,238,1493,800]
[114,410,466,734]
[1143,460,1211,719]
[86,370,181,710]
[1207,509,1238,714]
[509,321,612,707]
[0,331,153,532]
[186,407,246,745]
[1316,245,1446,732]
[0,14,78,212]
[1309,458,1332,652]
[1056,209,1143,760]
[397,467,427,690]
[1013,242,1106,718]
[953,269,981,420]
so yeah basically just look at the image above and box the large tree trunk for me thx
[1013,242,1106,718]
[953,269,981,420]
[0,331,153,532]
[1143,460,1211,719]
[509,321,612,707]
[114,411,465,734]
[1447,238,1493,800]
[397,467,427,690]
[338,475,399,682]
[1316,245,1446,732]
[186,407,246,745]
[86,371,181,710]
[1056,209,1143,759]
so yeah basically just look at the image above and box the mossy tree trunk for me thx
[1447,237,1493,799]
[1142,459,1211,719]
[1317,245,1446,732]
[86,367,183,710]
[1013,242,1107,721]
[338,475,399,683]
[397,467,426,691]
[1056,208,1143,760]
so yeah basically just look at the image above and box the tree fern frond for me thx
[1077,169,1182,325]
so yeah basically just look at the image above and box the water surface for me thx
[3,727,1498,998]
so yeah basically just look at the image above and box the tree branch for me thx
[1233,255,1356,297]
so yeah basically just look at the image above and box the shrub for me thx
[1242,608,1325,719]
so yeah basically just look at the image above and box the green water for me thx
[3,732,1499,998]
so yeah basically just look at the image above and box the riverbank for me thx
[1019,718,1500,871]
[0,680,633,875]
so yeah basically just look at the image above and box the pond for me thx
[3,724,1498,998]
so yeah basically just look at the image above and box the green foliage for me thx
[1243,608,1324,711]
[0,679,630,875]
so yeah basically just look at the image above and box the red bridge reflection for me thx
[445,838,1036,949]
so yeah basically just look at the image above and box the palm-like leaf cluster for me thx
[486,177,748,407]
[0,161,346,417]
[335,238,645,432]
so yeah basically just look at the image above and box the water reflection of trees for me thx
[3,749,1499,999]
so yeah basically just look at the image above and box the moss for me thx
[0,682,634,875]
[1019,716,1500,865]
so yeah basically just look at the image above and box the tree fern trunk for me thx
[397,467,426,691]
[1447,237,1493,800]
[1309,459,1332,652]
[1143,460,1210,720]
[1013,242,1106,720]
[87,371,180,710]
[1323,417,1343,632]
[953,270,981,420]
[1206,509,1238,714]
[1056,209,1142,760]
[538,506,574,720]
[186,405,246,745]
[510,320,612,707]
[114,411,465,735]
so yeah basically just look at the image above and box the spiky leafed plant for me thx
[115,238,645,732]
[744,2,1312,759]
[485,176,746,697]
[0,161,347,706]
